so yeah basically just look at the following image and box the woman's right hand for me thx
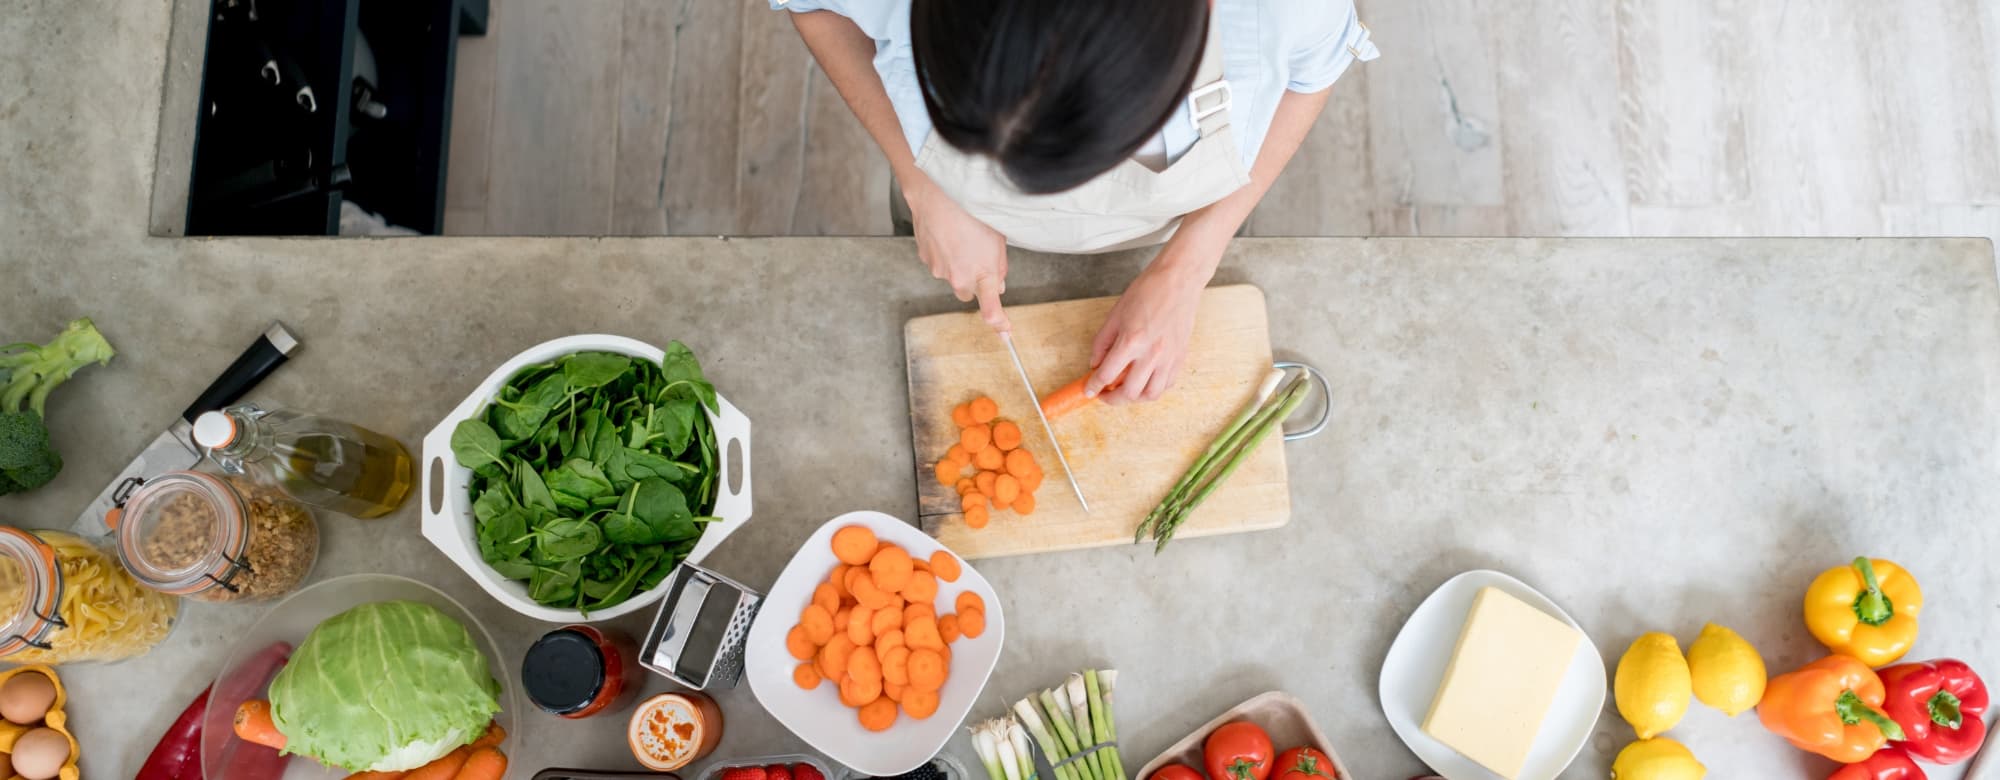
[905,175,1011,332]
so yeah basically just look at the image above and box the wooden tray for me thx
[904,285,1292,559]
[1136,691,1359,780]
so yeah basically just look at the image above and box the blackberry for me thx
[874,760,949,780]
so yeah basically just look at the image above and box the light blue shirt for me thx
[770,0,1379,169]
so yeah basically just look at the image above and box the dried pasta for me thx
[0,532,178,664]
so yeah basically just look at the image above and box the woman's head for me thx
[912,0,1208,195]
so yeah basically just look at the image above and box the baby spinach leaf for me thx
[534,517,603,561]
[658,341,718,410]
[518,460,557,511]
[529,558,581,604]
[563,353,632,390]
[489,558,536,580]
[587,546,663,611]
[450,419,505,470]
[631,478,698,543]
[494,374,569,435]
[477,508,531,562]
[545,459,614,501]
[622,448,694,484]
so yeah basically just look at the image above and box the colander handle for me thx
[688,395,753,562]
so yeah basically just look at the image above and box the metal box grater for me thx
[640,562,762,689]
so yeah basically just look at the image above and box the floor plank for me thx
[1865,0,2000,205]
[441,0,500,223]
[1614,0,1748,208]
[657,0,744,234]
[736,4,813,235]
[792,66,893,235]
[483,0,623,235]
[1246,69,1375,236]
[1493,0,1631,235]
[1355,0,1505,212]
[608,0,680,235]
[1735,1,1884,235]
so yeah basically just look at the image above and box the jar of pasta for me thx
[0,528,180,665]
[112,471,320,603]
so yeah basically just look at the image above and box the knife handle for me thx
[180,322,303,423]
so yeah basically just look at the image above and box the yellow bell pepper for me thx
[1806,557,1922,667]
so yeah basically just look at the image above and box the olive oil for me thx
[192,405,414,518]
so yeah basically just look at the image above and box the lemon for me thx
[1615,632,1692,738]
[1686,622,1766,716]
[1612,737,1707,780]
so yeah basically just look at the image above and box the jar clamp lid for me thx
[112,471,256,597]
[0,529,65,657]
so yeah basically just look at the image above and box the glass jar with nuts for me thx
[112,470,319,603]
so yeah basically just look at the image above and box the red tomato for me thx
[1149,764,1206,780]
[1271,747,1338,780]
[1203,722,1275,780]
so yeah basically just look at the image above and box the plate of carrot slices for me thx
[934,395,1046,527]
[746,511,1005,777]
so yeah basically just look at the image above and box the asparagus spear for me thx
[1016,699,1076,780]
[1152,375,1312,550]
[1136,368,1287,541]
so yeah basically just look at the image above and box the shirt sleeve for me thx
[1284,0,1379,93]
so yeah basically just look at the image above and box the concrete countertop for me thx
[5,2,2000,780]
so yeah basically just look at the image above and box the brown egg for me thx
[10,727,69,780]
[0,672,56,725]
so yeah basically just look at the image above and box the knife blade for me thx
[70,322,302,535]
[998,331,1090,513]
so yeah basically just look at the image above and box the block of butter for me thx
[1421,586,1581,779]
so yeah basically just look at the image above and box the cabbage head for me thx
[268,600,502,772]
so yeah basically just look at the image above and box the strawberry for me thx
[767,765,793,780]
[720,767,768,780]
[794,764,826,780]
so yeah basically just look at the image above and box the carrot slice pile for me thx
[932,395,1045,529]
[789,526,985,732]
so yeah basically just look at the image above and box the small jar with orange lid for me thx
[0,528,180,665]
[112,470,320,603]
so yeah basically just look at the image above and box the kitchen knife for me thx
[69,322,301,534]
[998,331,1090,513]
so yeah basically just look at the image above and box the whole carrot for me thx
[453,747,508,780]
[402,747,471,780]
[232,700,286,750]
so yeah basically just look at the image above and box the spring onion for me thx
[1145,372,1312,551]
[1040,689,1097,780]
[1008,720,1040,780]
[1086,670,1123,780]
[973,720,1011,780]
[1065,675,1103,780]
[1016,699,1076,780]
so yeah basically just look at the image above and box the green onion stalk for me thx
[972,719,1015,780]
[1086,670,1124,780]
[1016,699,1077,780]
[1147,373,1312,552]
[1008,720,1041,780]
[1065,675,1104,780]
[1040,689,1098,780]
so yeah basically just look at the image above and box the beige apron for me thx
[913,14,1252,255]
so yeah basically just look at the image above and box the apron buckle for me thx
[1187,80,1232,133]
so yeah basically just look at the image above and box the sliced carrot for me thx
[403,747,471,780]
[1005,449,1036,478]
[883,679,906,703]
[960,493,985,513]
[831,526,879,565]
[1013,491,1037,515]
[960,424,991,454]
[992,420,1023,450]
[830,564,853,599]
[1040,374,1120,420]
[844,566,867,598]
[975,470,998,496]
[903,689,941,719]
[820,635,854,679]
[906,615,945,651]
[938,613,962,644]
[877,628,906,654]
[956,591,986,615]
[849,644,883,684]
[955,477,976,496]
[952,403,975,428]
[929,551,962,582]
[858,696,899,732]
[989,490,1012,511]
[787,625,818,660]
[965,504,990,529]
[911,557,930,573]
[847,606,876,646]
[794,662,823,689]
[908,648,947,691]
[939,642,952,665]
[800,604,836,645]
[904,602,935,626]
[813,583,841,616]
[1020,469,1044,493]
[832,605,852,633]
[453,747,508,780]
[934,459,964,486]
[901,570,939,604]
[851,571,897,610]
[870,546,915,592]
[973,445,1003,471]
[947,444,969,463]
[871,603,904,636]
[841,674,882,708]
[880,645,912,686]
[969,396,999,423]
[233,700,287,750]
[993,474,1020,507]
[959,607,987,639]
[470,721,507,750]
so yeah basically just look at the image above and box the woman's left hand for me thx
[1085,253,1211,404]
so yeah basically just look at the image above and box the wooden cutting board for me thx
[904,284,1292,559]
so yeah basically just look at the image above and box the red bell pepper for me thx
[136,687,210,780]
[1879,659,1988,764]
[1829,747,1927,780]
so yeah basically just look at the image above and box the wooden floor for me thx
[442,0,2000,245]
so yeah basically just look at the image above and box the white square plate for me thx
[746,511,1006,776]
[1378,569,1605,780]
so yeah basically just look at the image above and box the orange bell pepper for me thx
[1762,655,1907,762]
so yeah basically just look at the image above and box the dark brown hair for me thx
[911,0,1208,195]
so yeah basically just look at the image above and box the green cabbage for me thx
[268,601,502,772]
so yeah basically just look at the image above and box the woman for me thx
[777,0,1376,403]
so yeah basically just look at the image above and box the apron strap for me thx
[1187,13,1231,139]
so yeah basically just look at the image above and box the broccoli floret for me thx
[0,318,114,495]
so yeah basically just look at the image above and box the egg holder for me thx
[0,665,79,780]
